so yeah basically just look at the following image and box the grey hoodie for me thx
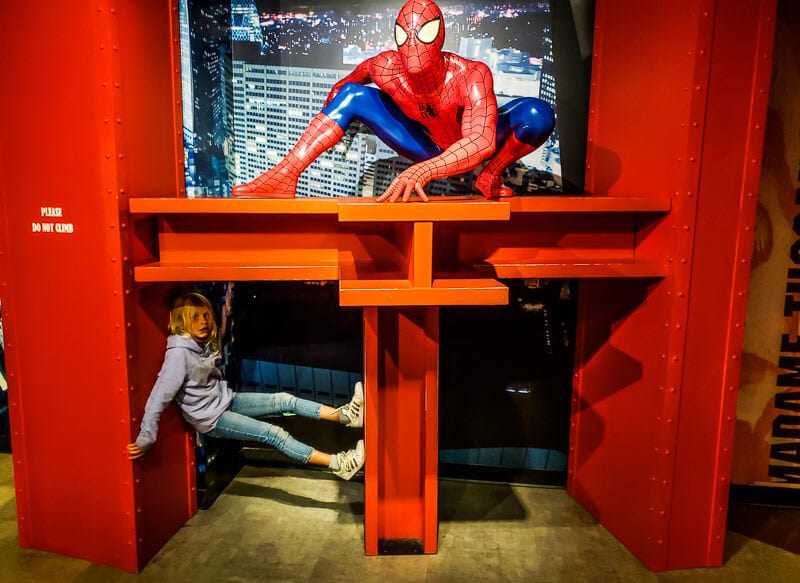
[135,334,234,452]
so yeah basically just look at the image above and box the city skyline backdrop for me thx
[181,0,561,198]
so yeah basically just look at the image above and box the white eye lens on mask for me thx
[417,18,440,44]
[395,24,408,46]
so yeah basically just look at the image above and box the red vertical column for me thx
[363,306,439,555]
[667,0,776,567]
[0,0,191,572]
[571,0,776,571]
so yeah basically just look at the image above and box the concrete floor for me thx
[1,453,799,582]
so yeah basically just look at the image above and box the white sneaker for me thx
[337,381,364,428]
[333,439,365,481]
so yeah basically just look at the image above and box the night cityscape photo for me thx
[181,0,560,198]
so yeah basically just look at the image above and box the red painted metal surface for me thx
[573,0,709,569]
[363,306,439,554]
[572,0,776,571]
[0,0,192,572]
[128,196,666,283]
[0,1,136,571]
[669,0,777,567]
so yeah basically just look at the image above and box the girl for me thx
[126,292,365,480]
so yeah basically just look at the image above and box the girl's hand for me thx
[126,443,144,460]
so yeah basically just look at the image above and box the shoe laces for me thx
[339,400,362,425]
[340,449,361,472]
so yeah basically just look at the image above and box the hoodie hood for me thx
[166,334,207,354]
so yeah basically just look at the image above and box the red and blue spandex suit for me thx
[232,0,555,202]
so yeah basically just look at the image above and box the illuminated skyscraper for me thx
[540,26,557,107]
[231,0,264,44]
[537,24,560,179]
[229,62,377,197]
[179,0,197,195]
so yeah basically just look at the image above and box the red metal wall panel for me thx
[669,0,776,567]
[570,278,670,565]
[572,0,776,570]
[0,0,189,572]
[586,3,701,198]
[0,0,137,570]
[573,0,708,569]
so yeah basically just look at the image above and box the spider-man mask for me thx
[394,0,445,75]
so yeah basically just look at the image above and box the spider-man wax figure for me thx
[231,0,555,202]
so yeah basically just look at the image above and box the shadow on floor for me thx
[727,502,800,556]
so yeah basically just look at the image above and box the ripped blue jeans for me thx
[207,392,322,463]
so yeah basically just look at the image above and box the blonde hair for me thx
[169,292,219,351]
